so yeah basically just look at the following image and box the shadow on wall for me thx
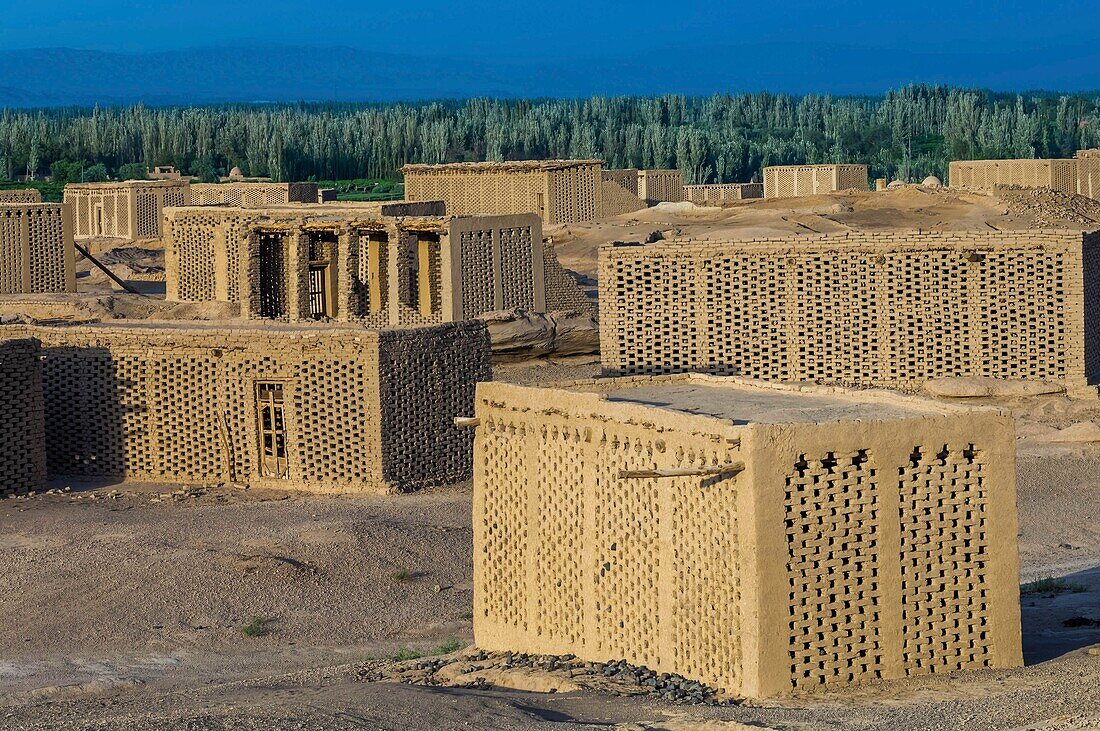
[1021,564,1100,664]
[43,347,136,478]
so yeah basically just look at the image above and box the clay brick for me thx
[471,374,1022,697]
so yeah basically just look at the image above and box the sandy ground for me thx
[2,360,1099,729]
[3,187,1100,728]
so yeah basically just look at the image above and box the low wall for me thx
[599,230,1100,390]
[683,183,763,204]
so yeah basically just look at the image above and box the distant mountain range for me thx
[4,43,1100,107]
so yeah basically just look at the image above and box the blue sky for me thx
[0,0,1097,92]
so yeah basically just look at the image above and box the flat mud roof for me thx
[572,376,956,425]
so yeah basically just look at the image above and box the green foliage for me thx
[240,616,275,637]
[4,86,1100,184]
[391,639,466,662]
[392,647,421,661]
[0,180,64,202]
[117,162,148,180]
[1021,577,1088,596]
[432,639,466,655]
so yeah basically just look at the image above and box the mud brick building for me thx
[763,164,868,198]
[0,189,42,204]
[3,321,489,493]
[64,179,189,240]
[599,230,1100,391]
[472,374,1022,697]
[164,205,592,325]
[0,338,46,496]
[401,160,604,224]
[683,183,763,204]
[637,169,684,203]
[948,159,1079,194]
[0,203,75,294]
[190,182,319,207]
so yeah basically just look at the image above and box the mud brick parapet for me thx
[0,203,75,294]
[190,182,319,207]
[402,160,604,225]
[949,159,1079,194]
[472,374,1022,697]
[2,321,489,493]
[763,165,868,198]
[64,180,189,241]
[599,230,1100,391]
[683,183,763,204]
[0,189,42,204]
[0,338,46,496]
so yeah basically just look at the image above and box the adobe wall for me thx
[64,180,189,240]
[401,161,604,225]
[763,164,869,198]
[0,338,46,496]
[599,230,1100,390]
[472,375,1021,697]
[948,159,1078,194]
[683,183,763,204]
[165,206,592,321]
[3,321,489,493]
[601,169,639,196]
[0,189,42,204]
[190,182,319,207]
[637,169,684,203]
[0,203,76,294]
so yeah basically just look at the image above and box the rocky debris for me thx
[484,309,599,361]
[361,649,738,706]
[995,185,1100,227]
[923,376,1065,399]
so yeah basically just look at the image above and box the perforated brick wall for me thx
[167,206,586,322]
[637,169,684,203]
[191,183,319,207]
[949,159,1079,194]
[684,183,763,204]
[64,180,190,241]
[0,204,75,294]
[0,189,42,204]
[4,321,489,493]
[763,165,869,198]
[0,338,46,496]
[599,179,648,218]
[600,231,1100,390]
[402,160,604,224]
[472,375,1022,698]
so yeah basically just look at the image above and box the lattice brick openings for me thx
[0,338,46,496]
[763,165,869,198]
[683,183,763,205]
[599,231,1100,391]
[472,374,1022,698]
[64,180,190,241]
[190,182,319,207]
[402,160,684,223]
[0,203,76,294]
[3,321,489,493]
[165,205,593,323]
[0,189,42,204]
[949,159,1079,194]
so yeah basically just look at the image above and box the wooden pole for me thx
[618,462,745,480]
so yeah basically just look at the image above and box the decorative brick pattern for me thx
[763,165,869,198]
[600,231,1100,390]
[191,182,319,207]
[64,180,190,241]
[0,204,75,294]
[949,159,1078,194]
[683,183,763,204]
[472,374,1022,698]
[0,338,46,496]
[4,321,489,493]
[0,189,42,204]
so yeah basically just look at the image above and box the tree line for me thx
[3,85,1100,185]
